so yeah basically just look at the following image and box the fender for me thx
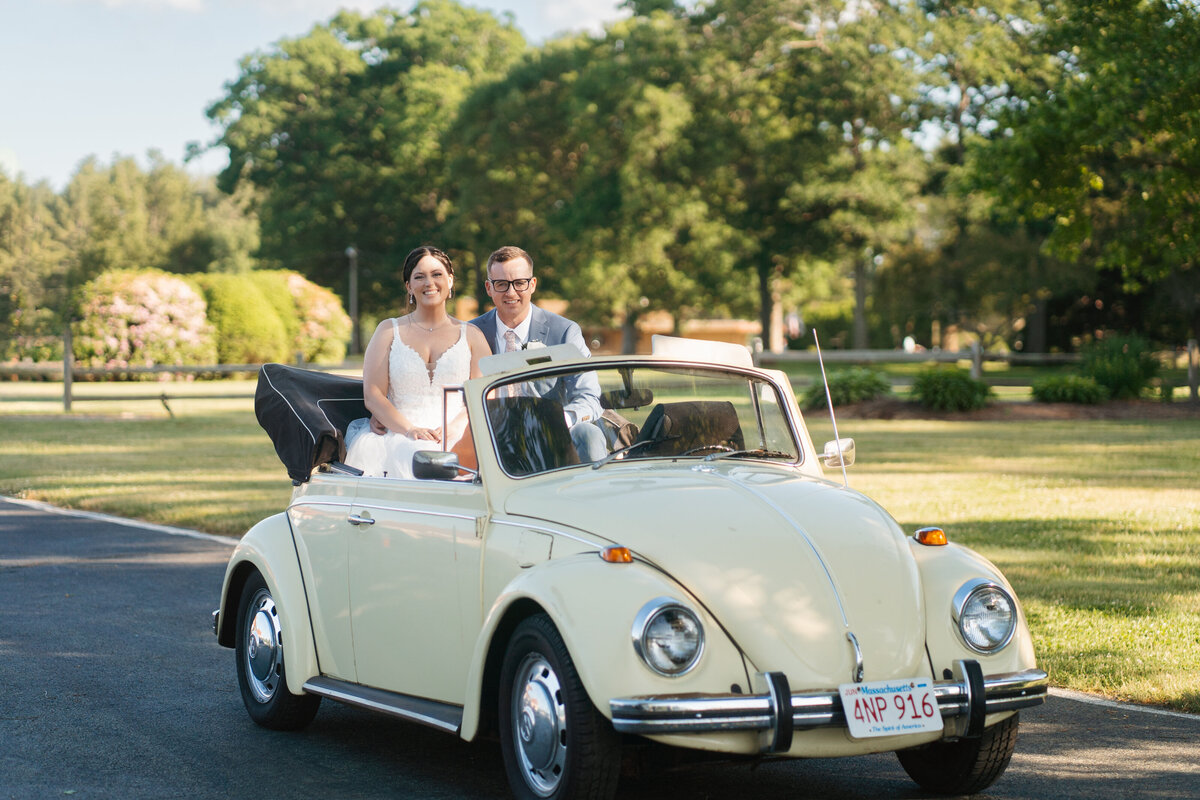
[908,539,1038,681]
[217,512,320,697]
[458,554,750,740]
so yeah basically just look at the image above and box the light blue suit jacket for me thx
[470,305,603,425]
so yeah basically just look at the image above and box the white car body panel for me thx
[217,341,1047,778]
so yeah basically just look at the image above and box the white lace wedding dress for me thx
[343,320,470,479]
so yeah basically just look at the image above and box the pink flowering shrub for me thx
[72,269,217,374]
[249,270,351,364]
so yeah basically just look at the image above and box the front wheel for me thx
[234,572,320,730]
[896,712,1020,795]
[499,614,621,800]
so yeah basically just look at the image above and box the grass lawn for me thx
[3,379,1198,713]
[806,415,1200,715]
[1,382,291,535]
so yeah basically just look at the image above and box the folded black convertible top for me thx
[255,363,368,483]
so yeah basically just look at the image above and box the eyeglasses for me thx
[488,278,533,293]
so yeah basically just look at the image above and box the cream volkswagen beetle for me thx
[214,336,1047,800]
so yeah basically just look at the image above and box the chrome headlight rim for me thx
[952,578,1017,654]
[631,597,705,677]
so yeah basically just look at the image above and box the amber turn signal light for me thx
[915,527,948,546]
[600,546,633,563]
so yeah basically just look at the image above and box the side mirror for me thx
[821,438,855,468]
[413,450,463,481]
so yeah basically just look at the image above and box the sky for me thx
[0,0,629,192]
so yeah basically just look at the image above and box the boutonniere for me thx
[522,339,545,350]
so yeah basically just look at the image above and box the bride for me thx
[344,246,490,478]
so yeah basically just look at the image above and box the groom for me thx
[471,246,607,462]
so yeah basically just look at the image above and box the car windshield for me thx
[484,364,801,478]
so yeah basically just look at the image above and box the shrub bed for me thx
[912,367,991,411]
[1031,375,1109,404]
[804,367,892,410]
[1080,334,1159,400]
[190,273,289,364]
[72,269,217,373]
[248,270,351,364]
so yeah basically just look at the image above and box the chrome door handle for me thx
[347,513,375,526]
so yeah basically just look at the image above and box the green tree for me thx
[60,157,159,285]
[971,0,1200,339]
[0,174,72,358]
[206,0,526,317]
[690,0,927,348]
[57,154,262,284]
[447,14,748,350]
[885,0,1075,351]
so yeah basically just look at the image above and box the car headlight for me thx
[632,598,704,676]
[953,579,1017,653]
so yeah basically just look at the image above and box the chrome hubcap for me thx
[244,589,282,704]
[511,653,567,796]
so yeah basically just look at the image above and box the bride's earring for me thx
[408,293,415,305]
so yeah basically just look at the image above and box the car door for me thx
[286,474,359,682]
[346,476,486,703]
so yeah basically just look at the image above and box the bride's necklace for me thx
[410,315,449,333]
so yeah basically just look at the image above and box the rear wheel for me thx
[234,572,320,730]
[499,614,621,800]
[897,712,1020,795]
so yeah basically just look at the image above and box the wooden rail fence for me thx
[2,334,1197,412]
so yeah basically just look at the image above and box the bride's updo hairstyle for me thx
[403,246,455,305]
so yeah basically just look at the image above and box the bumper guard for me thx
[609,660,1048,753]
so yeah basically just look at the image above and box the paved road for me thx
[2,497,1197,800]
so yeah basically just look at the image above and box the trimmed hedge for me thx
[912,367,991,411]
[189,273,289,364]
[804,367,892,410]
[1032,375,1109,404]
[72,269,217,372]
[247,270,351,364]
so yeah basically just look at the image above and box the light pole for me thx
[345,245,360,355]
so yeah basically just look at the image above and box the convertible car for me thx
[214,336,1047,800]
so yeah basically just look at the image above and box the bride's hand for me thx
[408,426,442,442]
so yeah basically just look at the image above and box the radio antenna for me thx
[813,330,849,487]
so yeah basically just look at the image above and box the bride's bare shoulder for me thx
[459,321,490,354]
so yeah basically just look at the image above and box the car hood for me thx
[503,462,929,688]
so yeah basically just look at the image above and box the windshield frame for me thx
[479,358,805,480]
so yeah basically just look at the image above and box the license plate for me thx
[838,677,944,739]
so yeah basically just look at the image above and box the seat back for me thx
[634,400,744,457]
[488,395,582,476]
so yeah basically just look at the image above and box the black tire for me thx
[498,614,622,800]
[897,712,1020,795]
[234,572,320,730]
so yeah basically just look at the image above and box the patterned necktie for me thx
[502,330,522,397]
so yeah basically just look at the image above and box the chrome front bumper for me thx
[609,660,1048,753]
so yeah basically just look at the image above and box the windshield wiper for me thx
[702,448,795,462]
[592,438,664,470]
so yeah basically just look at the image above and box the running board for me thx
[303,676,463,734]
